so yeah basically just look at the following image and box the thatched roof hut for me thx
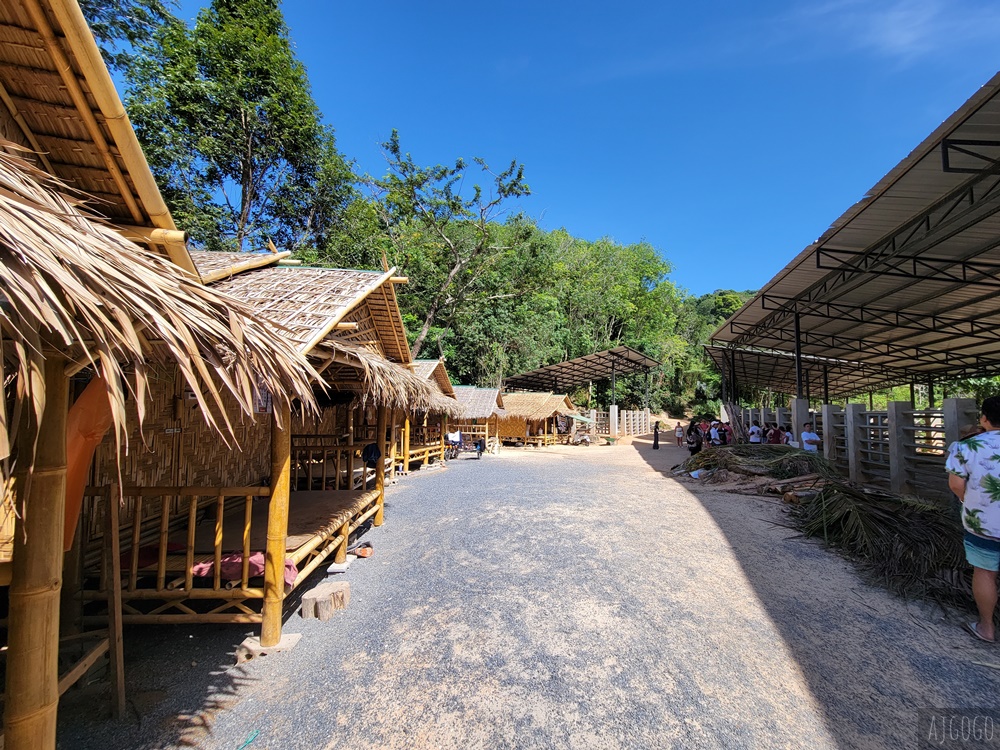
[499,392,573,421]
[497,392,575,445]
[207,260,447,412]
[0,145,318,477]
[412,359,457,399]
[453,387,506,420]
[0,142,321,748]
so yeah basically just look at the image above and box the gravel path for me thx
[58,440,1000,749]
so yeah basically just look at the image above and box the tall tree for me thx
[124,0,352,251]
[371,131,530,359]
[80,0,174,71]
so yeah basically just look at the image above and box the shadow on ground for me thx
[55,569,332,749]
[630,434,1000,749]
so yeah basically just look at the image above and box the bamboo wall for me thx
[90,366,271,490]
[497,416,529,440]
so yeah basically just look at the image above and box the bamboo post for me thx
[389,411,398,480]
[5,355,68,750]
[261,401,291,647]
[347,408,355,489]
[374,405,387,527]
[105,484,125,718]
[403,413,411,474]
[440,415,447,461]
[423,413,431,466]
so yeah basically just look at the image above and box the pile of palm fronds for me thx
[679,444,840,480]
[791,481,970,608]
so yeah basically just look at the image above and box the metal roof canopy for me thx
[706,346,918,400]
[711,71,1000,384]
[503,346,661,394]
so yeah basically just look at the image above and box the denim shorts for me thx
[964,531,1000,572]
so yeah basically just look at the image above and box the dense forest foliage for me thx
[92,0,753,414]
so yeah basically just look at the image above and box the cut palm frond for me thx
[0,141,319,481]
[680,444,840,480]
[792,482,969,608]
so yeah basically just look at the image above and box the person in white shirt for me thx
[748,420,762,444]
[800,422,821,452]
[709,421,721,446]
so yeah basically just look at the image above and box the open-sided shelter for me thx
[710,72,1000,398]
[452,387,506,453]
[497,392,576,446]
[0,146,320,747]
[78,256,447,645]
[503,346,660,405]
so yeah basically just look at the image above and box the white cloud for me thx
[575,0,1000,85]
[776,0,1000,63]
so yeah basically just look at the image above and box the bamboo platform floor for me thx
[58,440,1000,749]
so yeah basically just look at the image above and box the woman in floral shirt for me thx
[946,395,1000,642]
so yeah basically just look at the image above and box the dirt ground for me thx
[57,438,1000,749]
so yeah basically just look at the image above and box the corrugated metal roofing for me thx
[712,72,1000,388]
[705,346,916,399]
[504,346,661,392]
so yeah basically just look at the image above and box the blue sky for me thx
[175,0,1000,296]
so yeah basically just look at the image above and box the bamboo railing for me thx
[80,483,380,625]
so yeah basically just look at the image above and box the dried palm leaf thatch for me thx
[680,444,840,480]
[791,481,969,608]
[0,142,319,478]
[316,341,464,416]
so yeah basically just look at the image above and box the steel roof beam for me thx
[729,166,1000,349]
[759,294,1000,342]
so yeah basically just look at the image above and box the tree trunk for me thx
[410,260,464,359]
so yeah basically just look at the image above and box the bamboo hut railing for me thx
[82,486,270,623]
[80,483,381,624]
[291,435,357,491]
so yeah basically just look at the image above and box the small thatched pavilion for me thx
[452,387,506,454]
[498,392,576,446]
[75,255,448,645]
[398,359,459,471]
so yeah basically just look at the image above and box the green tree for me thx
[124,0,352,251]
[80,0,174,71]
[370,131,531,358]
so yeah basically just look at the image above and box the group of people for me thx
[676,419,734,455]
[653,417,822,455]
[652,396,1000,648]
[745,420,821,451]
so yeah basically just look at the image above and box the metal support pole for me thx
[794,313,803,398]
[729,349,738,404]
[611,359,616,407]
[729,351,740,404]
[927,381,935,409]
[822,366,829,405]
[644,368,650,410]
[719,358,728,404]
[909,383,915,408]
